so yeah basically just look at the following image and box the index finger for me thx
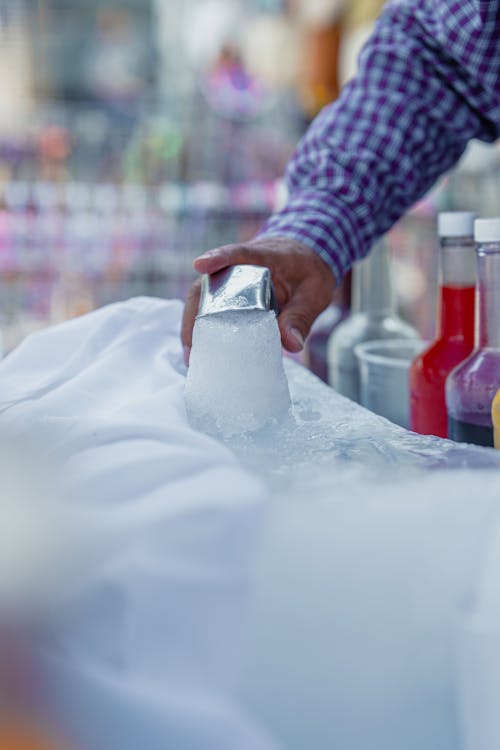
[193,244,270,275]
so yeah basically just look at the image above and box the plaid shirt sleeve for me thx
[258,0,500,283]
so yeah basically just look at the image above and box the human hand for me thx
[181,236,336,364]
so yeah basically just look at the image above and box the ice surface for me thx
[218,358,500,493]
[185,310,291,437]
[3,298,500,750]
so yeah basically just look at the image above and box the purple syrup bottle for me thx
[446,219,500,447]
[303,272,351,383]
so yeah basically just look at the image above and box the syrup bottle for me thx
[492,387,500,449]
[409,212,476,437]
[446,219,500,446]
[327,239,418,402]
[303,272,351,383]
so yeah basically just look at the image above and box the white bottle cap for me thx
[438,211,477,238]
[474,218,500,244]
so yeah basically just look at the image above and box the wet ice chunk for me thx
[185,310,291,437]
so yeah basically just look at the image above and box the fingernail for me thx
[183,346,191,366]
[290,328,305,349]
[196,250,217,261]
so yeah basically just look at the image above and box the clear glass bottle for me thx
[327,239,418,402]
[409,212,476,437]
[446,219,500,447]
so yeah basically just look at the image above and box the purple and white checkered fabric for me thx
[259,0,500,282]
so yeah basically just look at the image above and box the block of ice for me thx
[185,310,291,437]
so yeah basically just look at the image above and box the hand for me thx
[181,236,336,364]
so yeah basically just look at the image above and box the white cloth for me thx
[0,297,278,750]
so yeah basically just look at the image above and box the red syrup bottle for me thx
[410,212,476,437]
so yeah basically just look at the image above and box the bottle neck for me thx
[438,237,476,340]
[352,240,395,316]
[476,243,500,349]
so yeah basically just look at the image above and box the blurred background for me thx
[0,0,499,353]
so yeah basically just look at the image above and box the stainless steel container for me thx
[197,264,278,318]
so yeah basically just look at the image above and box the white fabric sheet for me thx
[0,297,277,750]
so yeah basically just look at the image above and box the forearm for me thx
[260,0,500,282]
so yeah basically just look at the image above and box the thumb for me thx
[278,284,328,353]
